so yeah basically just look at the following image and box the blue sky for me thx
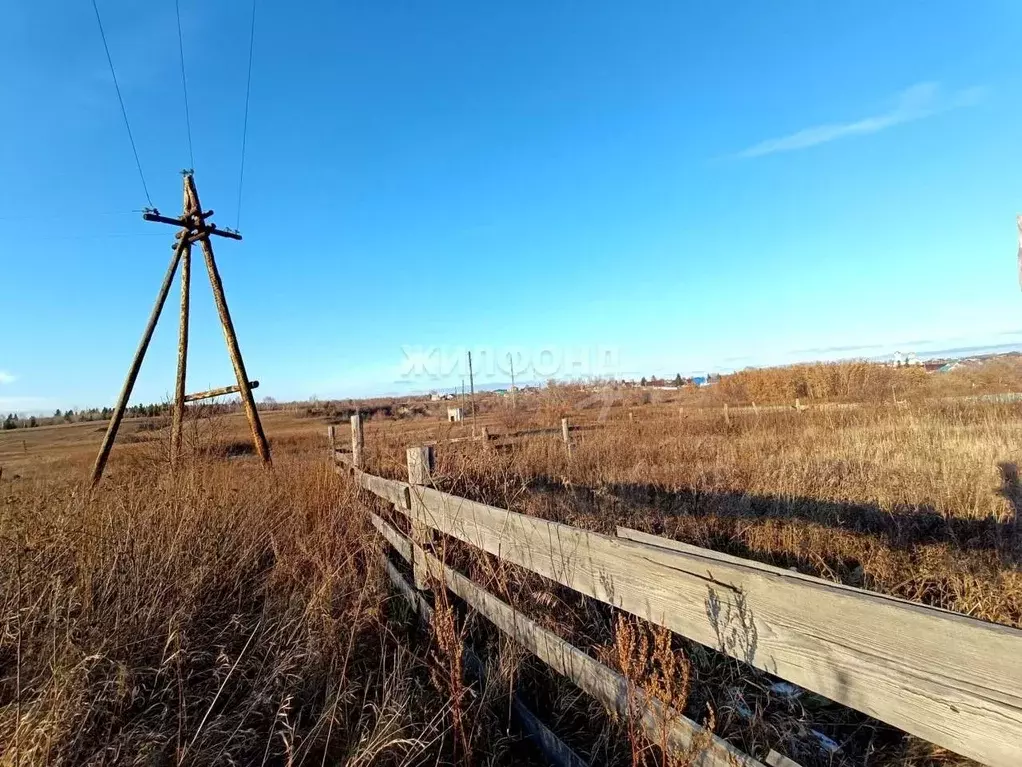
[1,1,1020,411]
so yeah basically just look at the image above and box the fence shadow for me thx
[524,474,1021,565]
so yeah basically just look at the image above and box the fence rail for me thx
[333,431,1022,767]
[377,524,589,767]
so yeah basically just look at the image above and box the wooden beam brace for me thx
[146,210,243,243]
[187,226,242,242]
[145,209,214,227]
[143,211,190,227]
[183,380,259,403]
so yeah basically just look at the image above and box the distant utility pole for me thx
[508,353,517,410]
[468,351,477,437]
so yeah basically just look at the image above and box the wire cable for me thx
[90,0,153,208]
[235,0,257,230]
[175,0,195,170]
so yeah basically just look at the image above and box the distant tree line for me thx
[0,402,179,430]
[4,414,37,430]
[638,374,700,387]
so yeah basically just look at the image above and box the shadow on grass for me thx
[522,473,1020,564]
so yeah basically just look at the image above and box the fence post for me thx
[327,425,335,459]
[724,403,730,426]
[351,413,364,470]
[561,417,572,458]
[406,445,435,590]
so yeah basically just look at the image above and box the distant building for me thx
[447,407,464,422]
[429,392,441,401]
[893,352,921,367]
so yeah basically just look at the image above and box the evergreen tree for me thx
[674,374,683,387]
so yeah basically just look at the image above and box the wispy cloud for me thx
[0,371,15,385]
[734,82,986,159]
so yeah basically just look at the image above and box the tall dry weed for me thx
[0,445,455,765]
[611,615,711,767]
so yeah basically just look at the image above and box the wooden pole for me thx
[561,417,572,458]
[508,353,516,410]
[185,174,271,465]
[170,242,191,467]
[351,413,364,470]
[407,445,435,590]
[90,237,189,486]
[468,351,476,437]
[327,425,336,457]
[183,380,259,403]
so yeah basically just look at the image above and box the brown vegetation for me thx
[716,358,1022,405]
[3,362,1022,765]
[0,420,543,766]
[355,376,1021,766]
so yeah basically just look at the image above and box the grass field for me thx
[1,377,1019,765]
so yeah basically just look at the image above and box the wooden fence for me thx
[330,426,1022,767]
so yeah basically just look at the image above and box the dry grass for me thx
[354,388,1022,766]
[0,416,543,766]
[3,377,1020,766]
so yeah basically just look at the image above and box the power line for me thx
[90,0,154,208]
[20,232,170,242]
[0,210,137,222]
[235,0,257,230]
[175,0,195,170]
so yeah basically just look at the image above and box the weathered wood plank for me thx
[356,471,411,510]
[372,512,754,767]
[402,486,1022,767]
[407,446,436,590]
[371,512,413,562]
[448,434,486,444]
[417,546,761,767]
[765,749,803,767]
[350,413,364,470]
[379,536,589,767]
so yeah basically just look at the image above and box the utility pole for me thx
[89,172,271,486]
[508,352,517,410]
[468,351,476,437]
